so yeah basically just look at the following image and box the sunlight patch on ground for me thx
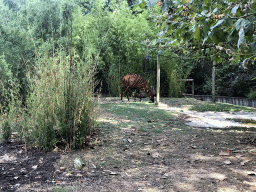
[190,153,222,161]
[230,168,256,177]
[243,180,256,187]
[156,102,191,113]
[97,117,119,125]
[209,173,227,181]
[139,188,164,192]
[229,168,256,190]
[175,182,197,191]
[217,186,240,192]
[155,100,256,129]
[0,153,17,163]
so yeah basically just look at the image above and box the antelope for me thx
[121,73,155,102]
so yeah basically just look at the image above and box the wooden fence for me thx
[185,95,256,108]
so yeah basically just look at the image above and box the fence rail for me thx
[184,95,256,108]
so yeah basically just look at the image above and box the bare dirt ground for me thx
[1,97,256,192]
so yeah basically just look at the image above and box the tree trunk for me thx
[212,61,216,102]
[156,54,160,105]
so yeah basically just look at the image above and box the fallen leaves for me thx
[219,151,230,156]
[240,159,250,166]
[151,152,161,158]
[108,171,119,175]
[161,173,169,179]
[218,150,253,167]
[31,165,38,170]
[223,160,231,165]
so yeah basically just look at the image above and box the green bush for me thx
[24,51,97,151]
[248,88,256,100]
[2,119,11,141]
[0,54,18,112]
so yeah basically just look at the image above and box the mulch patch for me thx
[0,141,63,191]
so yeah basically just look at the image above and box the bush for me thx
[23,51,97,151]
[0,54,18,112]
[2,119,11,141]
[248,88,256,100]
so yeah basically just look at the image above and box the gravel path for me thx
[183,111,256,128]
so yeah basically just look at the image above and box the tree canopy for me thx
[139,0,256,64]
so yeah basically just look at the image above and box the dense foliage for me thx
[138,0,256,97]
[1,0,256,149]
[0,0,97,150]
[0,0,187,150]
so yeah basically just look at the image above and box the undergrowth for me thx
[1,50,97,151]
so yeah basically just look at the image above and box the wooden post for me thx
[156,54,160,105]
[192,79,194,98]
[212,61,216,102]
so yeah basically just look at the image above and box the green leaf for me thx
[235,7,243,17]
[212,34,220,44]
[234,19,250,31]
[211,19,226,30]
[202,23,210,35]
[245,24,254,42]
[234,19,243,30]
[193,27,201,40]
[139,0,147,9]
[203,36,209,44]
[234,55,240,62]
[217,57,223,63]
[251,37,256,51]
[231,6,239,14]
[228,26,236,41]
[133,4,139,11]
[177,7,183,12]
[167,28,172,35]
[238,27,246,49]
[252,3,256,9]
[203,0,210,4]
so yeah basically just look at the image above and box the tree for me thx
[135,0,256,97]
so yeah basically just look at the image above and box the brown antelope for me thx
[121,73,155,102]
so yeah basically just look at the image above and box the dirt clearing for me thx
[1,97,256,192]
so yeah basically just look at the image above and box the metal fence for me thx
[186,95,256,108]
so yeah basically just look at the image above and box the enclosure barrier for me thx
[184,95,256,108]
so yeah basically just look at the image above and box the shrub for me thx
[24,51,97,150]
[0,55,17,112]
[248,88,256,100]
[2,119,11,141]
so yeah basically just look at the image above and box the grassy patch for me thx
[101,102,174,121]
[139,127,149,132]
[190,102,256,112]
[151,128,163,133]
[206,126,256,132]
